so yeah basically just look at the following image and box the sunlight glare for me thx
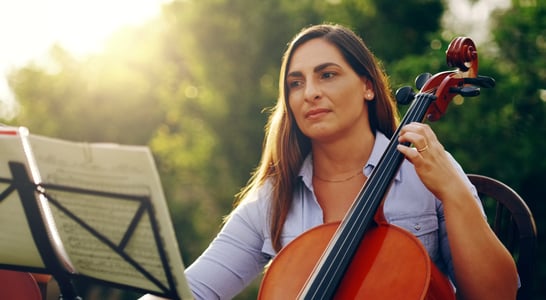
[0,0,170,118]
[45,0,168,56]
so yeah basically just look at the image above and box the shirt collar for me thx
[298,131,402,189]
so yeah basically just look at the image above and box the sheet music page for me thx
[0,127,45,269]
[28,134,193,299]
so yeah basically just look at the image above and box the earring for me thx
[366,93,373,99]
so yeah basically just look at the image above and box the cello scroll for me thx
[396,37,495,121]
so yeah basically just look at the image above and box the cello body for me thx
[258,222,454,300]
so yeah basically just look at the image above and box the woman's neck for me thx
[311,130,375,180]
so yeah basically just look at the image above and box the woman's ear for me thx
[363,78,374,101]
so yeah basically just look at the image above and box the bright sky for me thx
[444,0,511,42]
[0,0,170,119]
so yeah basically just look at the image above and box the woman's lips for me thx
[305,108,330,119]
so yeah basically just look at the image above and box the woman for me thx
[143,23,518,299]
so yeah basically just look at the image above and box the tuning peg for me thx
[463,76,496,88]
[395,73,433,105]
[415,73,432,90]
[395,86,415,105]
[449,86,481,97]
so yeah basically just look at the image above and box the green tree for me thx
[488,1,545,297]
[7,34,165,144]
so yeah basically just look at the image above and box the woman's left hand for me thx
[396,122,464,200]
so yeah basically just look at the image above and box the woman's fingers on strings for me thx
[398,126,427,154]
[398,122,442,154]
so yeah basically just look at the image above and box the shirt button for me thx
[414,223,421,231]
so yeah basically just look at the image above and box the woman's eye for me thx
[322,72,336,79]
[288,80,303,89]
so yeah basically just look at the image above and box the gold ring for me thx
[417,144,429,153]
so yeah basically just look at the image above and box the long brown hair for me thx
[235,24,399,252]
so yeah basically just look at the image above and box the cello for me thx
[0,270,50,299]
[258,37,495,299]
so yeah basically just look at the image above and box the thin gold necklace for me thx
[313,169,363,183]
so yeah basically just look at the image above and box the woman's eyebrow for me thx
[314,62,340,73]
[287,62,341,78]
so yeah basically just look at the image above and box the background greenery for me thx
[2,0,544,299]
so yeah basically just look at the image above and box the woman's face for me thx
[286,38,374,143]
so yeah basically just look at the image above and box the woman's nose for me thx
[304,80,321,101]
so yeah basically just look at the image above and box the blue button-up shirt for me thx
[185,132,481,299]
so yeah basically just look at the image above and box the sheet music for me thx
[28,134,193,298]
[0,127,45,269]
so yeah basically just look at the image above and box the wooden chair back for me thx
[468,174,537,300]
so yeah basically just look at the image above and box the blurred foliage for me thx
[2,0,544,299]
